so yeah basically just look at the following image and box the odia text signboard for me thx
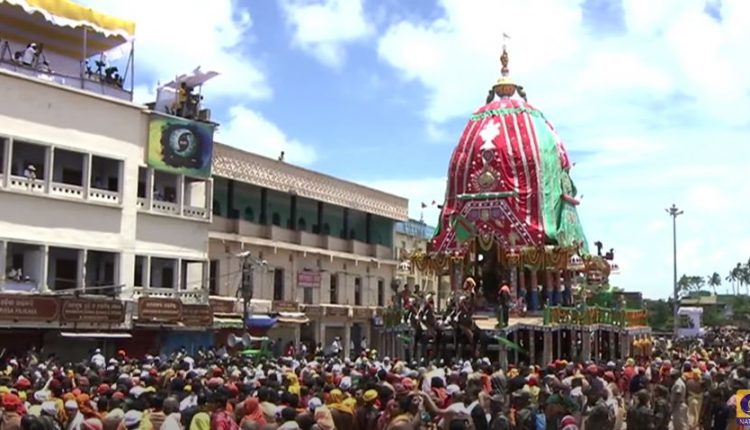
[182,304,213,327]
[137,298,182,324]
[209,298,237,315]
[297,271,321,288]
[61,299,125,324]
[0,295,59,321]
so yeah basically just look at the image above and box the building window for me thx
[330,274,338,304]
[354,277,362,306]
[209,260,219,295]
[378,279,385,307]
[303,286,313,304]
[273,268,284,301]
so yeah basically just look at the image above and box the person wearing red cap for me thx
[2,393,23,430]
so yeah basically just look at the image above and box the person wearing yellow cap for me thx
[356,390,379,430]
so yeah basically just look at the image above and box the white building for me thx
[0,1,211,357]
[209,143,408,358]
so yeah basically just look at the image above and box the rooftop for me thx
[212,143,409,221]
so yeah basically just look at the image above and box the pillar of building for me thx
[2,138,12,188]
[593,329,600,361]
[344,322,352,358]
[44,146,54,193]
[528,329,536,366]
[529,270,538,310]
[543,330,553,365]
[77,249,86,291]
[517,267,526,301]
[556,329,562,361]
[143,256,152,289]
[0,240,6,286]
[609,329,616,361]
[509,263,518,302]
[319,322,327,350]
[174,259,182,290]
[581,330,591,362]
[176,175,185,215]
[146,168,154,210]
[82,154,92,199]
[40,245,49,292]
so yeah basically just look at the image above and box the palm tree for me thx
[727,268,738,295]
[678,275,692,297]
[707,272,722,295]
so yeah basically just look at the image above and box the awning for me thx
[213,316,244,329]
[0,0,135,58]
[246,315,277,329]
[277,312,310,325]
[60,332,132,339]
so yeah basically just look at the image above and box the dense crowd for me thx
[0,328,749,430]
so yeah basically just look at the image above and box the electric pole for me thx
[237,251,265,328]
[241,256,253,324]
[666,204,684,339]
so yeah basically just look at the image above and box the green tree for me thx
[707,272,722,295]
[646,299,673,331]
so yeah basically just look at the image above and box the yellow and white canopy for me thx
[0,0,135,59]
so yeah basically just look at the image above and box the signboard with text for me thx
[297,271,322,288]
[302,305,323,317]
[0,295,59,321]
[137,298,182,324]
[272,301,299,312]
[61,299,125,324]
[326,306,349,318]
[182,304,213,326]
[209,299,237,314]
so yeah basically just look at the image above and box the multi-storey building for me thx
[394,219,444,305]
[208,143,408,357]
[0,2,212,357]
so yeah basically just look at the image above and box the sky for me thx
[83,0,750,300]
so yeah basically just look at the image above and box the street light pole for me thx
[666,204,684,339]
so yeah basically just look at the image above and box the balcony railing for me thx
[8,176,44,192]
[210,217,394,260]
[130,287,208,303]
[543,306,648,328]
[0,60,132,101]
[50,183,84,198]
[3,174,121,206]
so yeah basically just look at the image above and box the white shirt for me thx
[91,353,106,368]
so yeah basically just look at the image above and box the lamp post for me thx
[665,204,684,339]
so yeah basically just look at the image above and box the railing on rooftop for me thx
[543,306,648,328]
[0,57,132,101]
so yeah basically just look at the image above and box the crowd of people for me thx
[0,328,748,430]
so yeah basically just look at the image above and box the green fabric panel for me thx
[471,107,546,121]
[531,117,588,252]
[532,116,564,243]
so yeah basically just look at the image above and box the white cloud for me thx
[217,106,317,166]
[359,177,446,222]
[78,0,270,101]
[280,0,373,68]
[374,0,750,299]
[81,1,318,166]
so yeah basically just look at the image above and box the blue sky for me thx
[87,0,750,299]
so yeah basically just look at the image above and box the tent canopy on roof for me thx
[0,0,135,59]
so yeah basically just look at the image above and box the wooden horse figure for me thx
[416,293,442,360]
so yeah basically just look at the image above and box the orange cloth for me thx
[240,398,265,426]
